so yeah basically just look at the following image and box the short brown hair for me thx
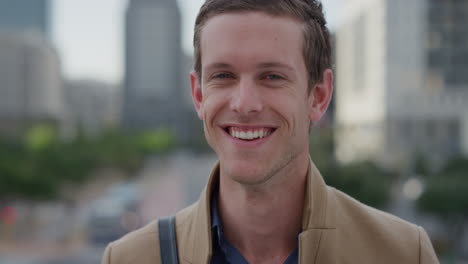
[193,0,331,87]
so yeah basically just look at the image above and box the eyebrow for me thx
[257,62,294,72]
[204,62,294,72]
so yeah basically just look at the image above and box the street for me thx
[0,151,217,264]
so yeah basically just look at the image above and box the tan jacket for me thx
[102,160,439,264]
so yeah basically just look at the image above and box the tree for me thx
[309,126,391,209]
[322,161,392,209]
[417,156,468,258]
[0,126,176,202]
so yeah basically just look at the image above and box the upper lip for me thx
[220,123,278,129]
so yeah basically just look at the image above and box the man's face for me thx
[191,12,331,185]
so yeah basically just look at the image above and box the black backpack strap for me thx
[158,216,179,264]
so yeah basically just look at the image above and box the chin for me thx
[220,158,274,186]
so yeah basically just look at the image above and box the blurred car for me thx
[86,182,143,245]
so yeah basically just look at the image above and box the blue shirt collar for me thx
[210,187,224,246]
[210,186,299,264]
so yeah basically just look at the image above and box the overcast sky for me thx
[52,0,342,84]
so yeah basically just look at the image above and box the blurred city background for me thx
[0,0,466,263]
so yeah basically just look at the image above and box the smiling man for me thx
[102,0,439,263]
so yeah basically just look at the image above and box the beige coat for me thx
[102,160,439,264]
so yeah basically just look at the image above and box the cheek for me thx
[269,93,309,122]
[202,91,230,124]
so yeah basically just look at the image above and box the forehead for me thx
[200,12,305,71]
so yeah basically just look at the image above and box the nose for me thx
[230,78,263,115]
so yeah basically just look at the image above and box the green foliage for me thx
[417,157,468,219]
[416,156,468,257]
[136,129,175,154]
[0,139,60,200]
[418,177,468,218]
[413,153,430,176]
[24,124,57,151]
[82,130,142,173]
[309,126,335,170]
[322,161,391,208]
[309,127,391,209]
[440,157,468,176]
[0,127,176,201]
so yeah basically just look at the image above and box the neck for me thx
[217,154,309,263]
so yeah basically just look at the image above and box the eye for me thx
[263,74,284,81]
[212,72,234,79]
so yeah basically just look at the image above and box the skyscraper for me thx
[0,31,64,133]
[65,80,120,136]
[0,0,66,135]
[0,0,50,36]
[123,0,186,133]
[426,0,468,89]
[334,0,468,168]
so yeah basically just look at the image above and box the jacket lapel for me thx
[184,159,336,264]
[299,159,337,264]
[189,162,220,264]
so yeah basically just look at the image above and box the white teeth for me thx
[229,127,272,140]
[253,131,259,139]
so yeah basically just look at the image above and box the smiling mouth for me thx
[223,126,276,141]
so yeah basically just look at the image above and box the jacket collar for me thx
[298,158,336,263]
[187,157,336,264]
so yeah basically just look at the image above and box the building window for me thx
[353,14,366,92]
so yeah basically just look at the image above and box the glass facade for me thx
[427,0,468,88]
[0,0,49,36]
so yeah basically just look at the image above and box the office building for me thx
[0,31,64,133]
[123,0,188,136]
[0,0,50,36]
[65,80,120,136]
[334,0,468,168]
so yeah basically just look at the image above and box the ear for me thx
[309,69,333,122]
[190,71,204,120]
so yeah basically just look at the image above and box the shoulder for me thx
[102,219,160,264]
[328,187,438,263]
[330,186,418,236]
[101,202,198,264]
